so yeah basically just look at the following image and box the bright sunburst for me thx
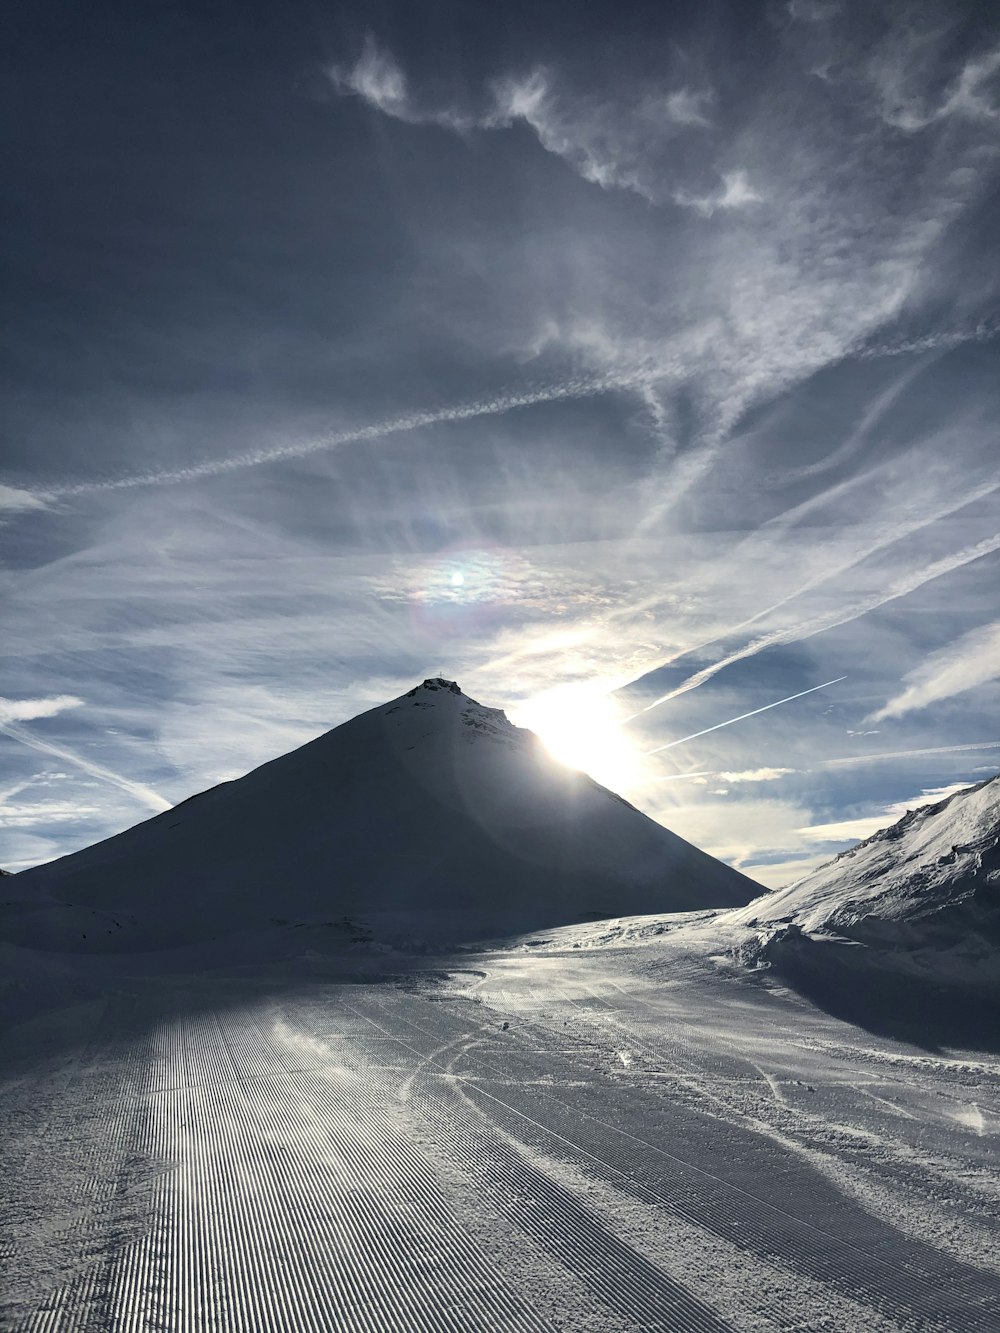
[514,684,644,795]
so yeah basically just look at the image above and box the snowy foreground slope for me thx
[3,679,755,951]
[2,928,999,1331]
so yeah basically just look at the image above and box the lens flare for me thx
[407,547,511,640]
[514,684,645,795]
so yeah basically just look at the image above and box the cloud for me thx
[787,0,841,21]
[313,22,997,528]
[663,88,714,127]
[0,717,171,814]
[644,676,846,749]
[740,854,833,890]
[328,44,718,207]
[490,69,651,196]
[673,169,763,217]
[821,740,1000,768]
[491,72,718,199]
[641,524,1000,713]
[654,795,814,869]
[0,799,101,827]
[870,619,1000,722]
[879,41,1000,132]
[328,35,474,131]
[0,695,83,723]
[329,34,408,114]
[856,317,1000,362]
[942,44,1000,123]
[716,767,797,783]
[14,371,639,506]
[0,485,47,512]
[329,35,410,119]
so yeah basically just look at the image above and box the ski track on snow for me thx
[4,972,1000,1332]
[354,985,1000,1332]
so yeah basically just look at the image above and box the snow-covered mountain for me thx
[727,776,1000,1028]
[731,775,1000,948]
[4,679,757,951]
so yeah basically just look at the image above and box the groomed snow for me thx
[2,922,999,1331]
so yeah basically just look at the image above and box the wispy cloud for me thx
[821,740,1000,768]
[15,373,637,506]
[0,695,83,723]
[787,0,841,21]
[329,35,410,120]
[870,619,1000,722]
[0,798,101,827]
[329,41,722,207]
[10,28,969,528]
[639,522,1000,713]
[877,40,1000,132]
[0,484,48,513]
[673,169,763,217]
[644,677,846,747]
[663,87,714,127]
[0,717,171,814]
[489,70,722,203]
[854,317,1000,362]
[329,35,474,131]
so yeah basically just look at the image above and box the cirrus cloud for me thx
[870,619,1000,722]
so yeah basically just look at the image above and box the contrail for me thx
[854,317,1000,362]
[628,528,1000,721]
[821,739,1000,767]
[18,370,643,506]
[0,720,171,814]
[649,738,1000,780]
[645,677,847,756]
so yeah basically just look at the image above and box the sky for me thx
[2,0,999,885]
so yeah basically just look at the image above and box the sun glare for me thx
[515,684,644,795]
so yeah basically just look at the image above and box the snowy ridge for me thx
[4,679,756,952]
[730,774,1000,946]
[724,775,1000,1028]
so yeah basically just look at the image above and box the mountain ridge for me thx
[723,772,1000,1044]
[729,772,1000,948]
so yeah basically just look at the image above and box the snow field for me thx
[345,987,1000,1332]
[3,942,999,1333]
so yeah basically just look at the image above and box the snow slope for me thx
[730,775,1000,949]
[725,776,1000,1035]
[4,679,756,951]
[6,940,1000,1332]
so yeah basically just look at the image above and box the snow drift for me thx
[4,679,756,951]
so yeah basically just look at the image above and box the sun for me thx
[514,684,644,795]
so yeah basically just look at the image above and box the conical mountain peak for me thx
[11,680,758,952]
